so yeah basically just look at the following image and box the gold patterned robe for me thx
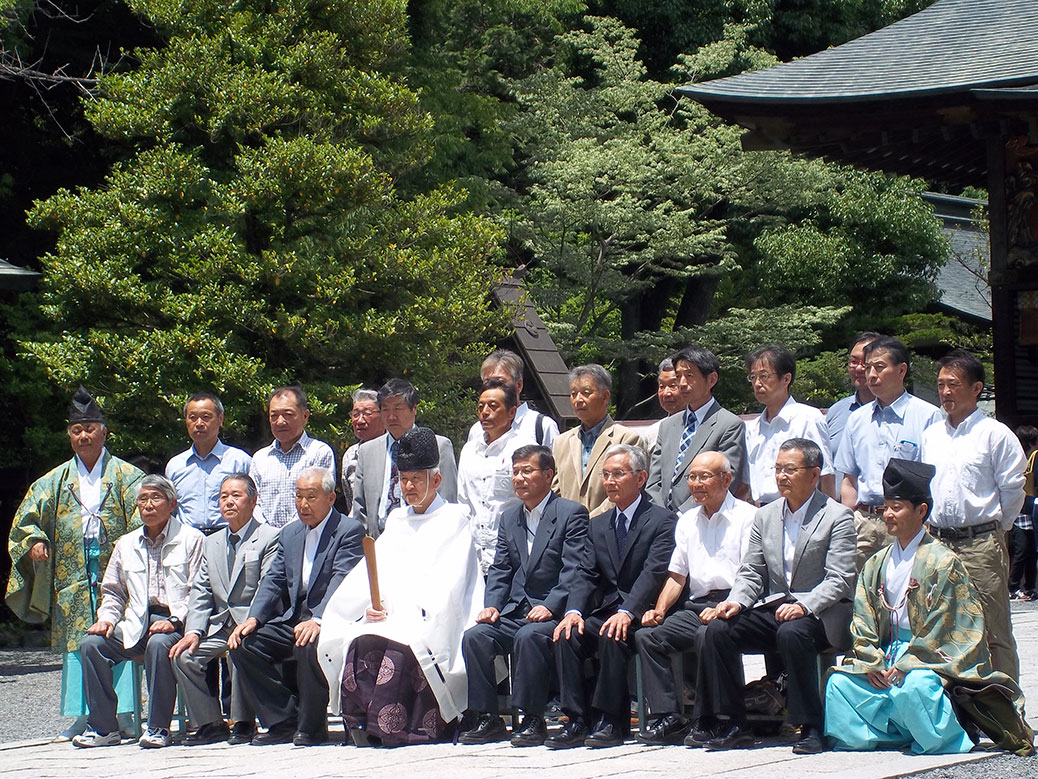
[6,451,144,652]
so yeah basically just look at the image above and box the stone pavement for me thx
[3,608,1037,779]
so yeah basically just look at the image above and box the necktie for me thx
[615,511,629,555]
[672,410,698,482]
[387,440,401,514]
[227,533,240,572]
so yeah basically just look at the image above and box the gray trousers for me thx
[172,626,252,728]
[81,626,182,734]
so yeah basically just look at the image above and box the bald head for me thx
[686,451,733,516]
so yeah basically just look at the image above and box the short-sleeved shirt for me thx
[745,396,833,503]
[250,432,335,528]
[669,492,755,598]
[834,391,943,506]
[166,440,253,532]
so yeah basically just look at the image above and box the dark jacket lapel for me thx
[527,494,558,571]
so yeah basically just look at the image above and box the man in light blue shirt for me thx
[166,393,252,534]
[826,332,880,460]
[834,337,942,570]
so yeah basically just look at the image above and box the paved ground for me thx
[2,604,1038,778]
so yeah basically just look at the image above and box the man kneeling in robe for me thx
[825,458,1021,753]
[319,427,483,746]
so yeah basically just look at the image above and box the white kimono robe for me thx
[318,496,484,723]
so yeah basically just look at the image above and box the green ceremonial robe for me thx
[6,451,144,652]
[833,532,1013,688]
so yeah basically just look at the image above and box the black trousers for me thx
[1008,526,1037,593]
[232,622,328,734]
[635,598,721,715]
[694,608,829,729]
[462,616,557,716]
[554,614,636,722]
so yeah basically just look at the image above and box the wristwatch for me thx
[168,616,184,631]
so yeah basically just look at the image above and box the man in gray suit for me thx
[692,438,855,755]
[169,473,280,745]
[647,346,748,510]
[352,378,458,537]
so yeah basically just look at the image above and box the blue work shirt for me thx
[165,440,253,531]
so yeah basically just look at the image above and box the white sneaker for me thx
[54,715,89,742]
[72,729,121,748]
[139,728,171,748]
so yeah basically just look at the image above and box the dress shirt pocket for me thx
[959,453,987,493]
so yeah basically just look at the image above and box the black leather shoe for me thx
[293,729,329,746]
[458,713,508,744]
[792,726,827,754]
[585,716,625,748]
[705,722,755,750]
[251,720,296,745]
[228,721,255,745]
[510,715,547,747]
[545,719,588,750]
[683,717,720,748]
[184,721,230,745]
[636,713,689,745]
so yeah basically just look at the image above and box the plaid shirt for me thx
[250,431,335,528]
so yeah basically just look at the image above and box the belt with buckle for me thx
[931,520,999,541]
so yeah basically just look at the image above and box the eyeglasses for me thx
[511,467,544,478]
[687,472,722,483]
[746,372,775,384]
[847,358,865,368]
[350,408,379,419]
[774,465,814,476]
[137,494,169,505]
[601,469,633,481]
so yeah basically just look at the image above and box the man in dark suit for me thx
[692,438,856,755]
[459,445,590,747]
[229,467,364,746]
[352,378,458,538]
[549,444,677,749]
[647,345,748,510]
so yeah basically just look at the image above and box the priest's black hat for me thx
[396,426,439,471]
[882,458,935,505]
[68,386,105,425]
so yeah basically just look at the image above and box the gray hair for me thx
[351,388,379,405]
[297,466,336,493]
[658,357,675,373]
[481,349,524,384]
[569,364,612,395]
[604,443,648,473]
[778,438,824,470]
[220,472,258,499]
[139,474,178,503]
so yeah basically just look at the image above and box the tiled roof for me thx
[680,0,1038,104]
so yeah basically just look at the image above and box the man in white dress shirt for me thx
[458,379,532,574]
[744,345,834,503]
[466,349,559,448]
[835,337,943,570]
[635,451,755,746]
[922,349,1026,680]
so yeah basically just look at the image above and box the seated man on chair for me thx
[635,451,755,745]
[169,473,280,745]
[229,467,364,746]
[693,438,856,755]
[459,444,589,747]
[74,475,205,749]
[825,458,1027,754]
[550,444,676,749]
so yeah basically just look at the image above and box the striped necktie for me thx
[672,410,697,482]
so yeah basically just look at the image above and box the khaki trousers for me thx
[854,510,893,572]
[942,530,1019,681]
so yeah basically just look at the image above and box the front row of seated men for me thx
[70,429,1029,755]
